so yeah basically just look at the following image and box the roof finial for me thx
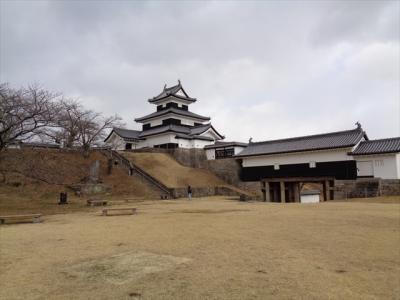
[355,121,361,129]
[249,137,253,144]
[178,79,181,85]
[163,84,167,90]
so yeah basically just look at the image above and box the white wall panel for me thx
[242,148,353,167]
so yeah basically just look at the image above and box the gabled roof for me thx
[138,123,224,140]
[188,123,225,139]
[351,137,400,155]
[148,80,197,103]
[204,141,248,149]
[135,107,210,122]
[139,124,189,138]
[236,126,367,158]
[104,127,142,142]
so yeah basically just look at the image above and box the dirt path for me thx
[1,197,399,299]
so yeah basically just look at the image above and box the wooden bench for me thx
[87,199,108,206]
[102,207,137,216]
[0,214,42,225]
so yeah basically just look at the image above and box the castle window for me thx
[215,148,234,159]
[166,102,179,109]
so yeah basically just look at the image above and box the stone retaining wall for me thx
[334,179,400,199]
[237,181,263,199]
[171,186,241,199]
[169,148,208,168]
[380,180,400,196]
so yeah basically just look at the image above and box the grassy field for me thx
[1,196,399,299]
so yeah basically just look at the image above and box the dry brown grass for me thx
[122,152,226,188]
[1,196,399,299]
[0,149,161,205]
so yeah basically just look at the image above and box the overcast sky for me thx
[1,0,399,142]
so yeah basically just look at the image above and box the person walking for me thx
[187,185,192,201]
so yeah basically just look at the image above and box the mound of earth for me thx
[122,152,226,188]
[0,149,161,211]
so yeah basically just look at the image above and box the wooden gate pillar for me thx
[280,181,286,203]
[324,180,331,201]
[265,181,271,202]
[294,182,300,202]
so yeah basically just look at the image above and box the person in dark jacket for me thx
[187,185,192,200]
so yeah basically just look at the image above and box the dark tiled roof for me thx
[351,137,400,155]
[189,124,225,139]
[139,123,224,140]
[204,141,248,149]
[148,81,196,103]
[236,127,367,157]
[301,190,321,195]
[104,127,142,142]
[175,133,214,141]
[139,125,189,137]
[189,124,213,135]
[135,107,210,122]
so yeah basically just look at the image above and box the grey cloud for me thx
[310,0,398,46]
[1,0,399,141]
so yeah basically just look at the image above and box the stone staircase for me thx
[99,149,173,199]
[101,149,257,200]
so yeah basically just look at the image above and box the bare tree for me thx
[1,83,123,158]
[76,110,122,157]
[42,99,83,147]
[48,99,123,156]
[0,83,60,151]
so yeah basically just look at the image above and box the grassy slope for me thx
[0,149,160,215]
[122,152,226,188]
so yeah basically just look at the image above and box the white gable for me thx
[200,128,223,140]
[175,89,187,97]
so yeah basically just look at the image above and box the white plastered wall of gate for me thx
[353,153,400,179]
[242,148,354,168]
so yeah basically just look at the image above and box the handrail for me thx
[98,149,172,197]
[129,163,171,195]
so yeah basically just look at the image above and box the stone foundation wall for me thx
[169,148,208,168]
[203,159,242,185]
[237,181,263,199]
[379,180,400,196]
[171,186,241,199]
[72,183,111,195]
[334,179,400,199]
